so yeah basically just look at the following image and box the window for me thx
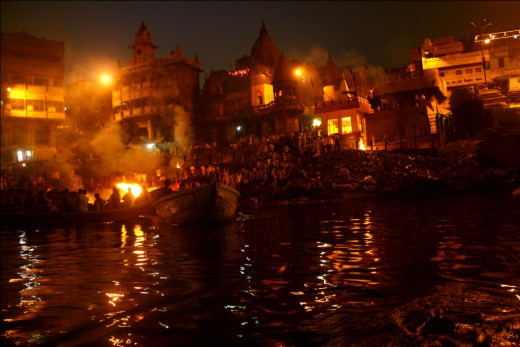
[47,101,64,112]
[27,99,44,111]
[455,70,462,75]
[328,119,338,135]
[465,69,472,74]
[10,99,24,110]
[439,72,445,77]
[34,78,47,86]
[341,117,352,134]
[475,67,482,73]
[499,57,505,68]
[12,76,25,84]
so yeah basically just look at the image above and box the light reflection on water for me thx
[1,192,520,346]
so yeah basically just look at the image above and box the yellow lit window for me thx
[328,119,338,134]
[341,117,352,134]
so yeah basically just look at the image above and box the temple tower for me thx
[129,22,158,66]
[250,21,280,107]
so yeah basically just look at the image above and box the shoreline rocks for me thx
[236,140,520,207]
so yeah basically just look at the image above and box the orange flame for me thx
[115,183,143,198]
[359,138,366,151]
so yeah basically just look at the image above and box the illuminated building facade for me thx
[198,22,375,147]
[366,69,449,150]
[1,31,65,164]
[198,22,292,145]
[112,22,202,145]
[411,29,520,108]
[314,52,374,149]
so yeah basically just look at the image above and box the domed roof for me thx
[251,21,280,69]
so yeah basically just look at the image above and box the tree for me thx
[449,88,488,137]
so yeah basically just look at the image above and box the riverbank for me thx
[236,136,520,207]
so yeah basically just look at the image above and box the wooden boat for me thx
[153,181,240,225]
[0,201,155,229]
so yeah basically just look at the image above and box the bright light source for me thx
[295,69,302,76]
[7,87,11,92]
[484,39,490,44]
[102,75,110,84]
[236,125,242,131]
[146,143,154,149]
[312,119,322,127]
[116,183,143,198]
[17,151,23,162]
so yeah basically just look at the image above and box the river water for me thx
[1,192,519,346]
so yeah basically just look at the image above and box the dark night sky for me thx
[2,1,519,85]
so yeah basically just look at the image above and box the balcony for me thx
[423,51,489,70]
[252,97,304,114]
[315,97,372,114]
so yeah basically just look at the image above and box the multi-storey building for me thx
[411,29,520,109]
[366,68,450,150]
[112,22,202,146]
[411,36,488,91]
[198,22,302,145]
[1,31,65,164]
[198,22,375,147]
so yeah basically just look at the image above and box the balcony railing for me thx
[252,97,304,113]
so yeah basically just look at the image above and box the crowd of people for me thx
[1,129,347,213]
[180,130,340,193]
[7,186,142,214]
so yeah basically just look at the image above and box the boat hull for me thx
[153,182,240,225]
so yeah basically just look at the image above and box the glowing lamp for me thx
[236,125,242,131]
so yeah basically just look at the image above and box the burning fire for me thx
[359,138,366,151]
[116,183,143,198]
[176,162,181,169]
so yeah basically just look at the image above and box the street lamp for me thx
[470,19,492,88]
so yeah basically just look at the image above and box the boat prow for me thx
[153,181,240,225]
